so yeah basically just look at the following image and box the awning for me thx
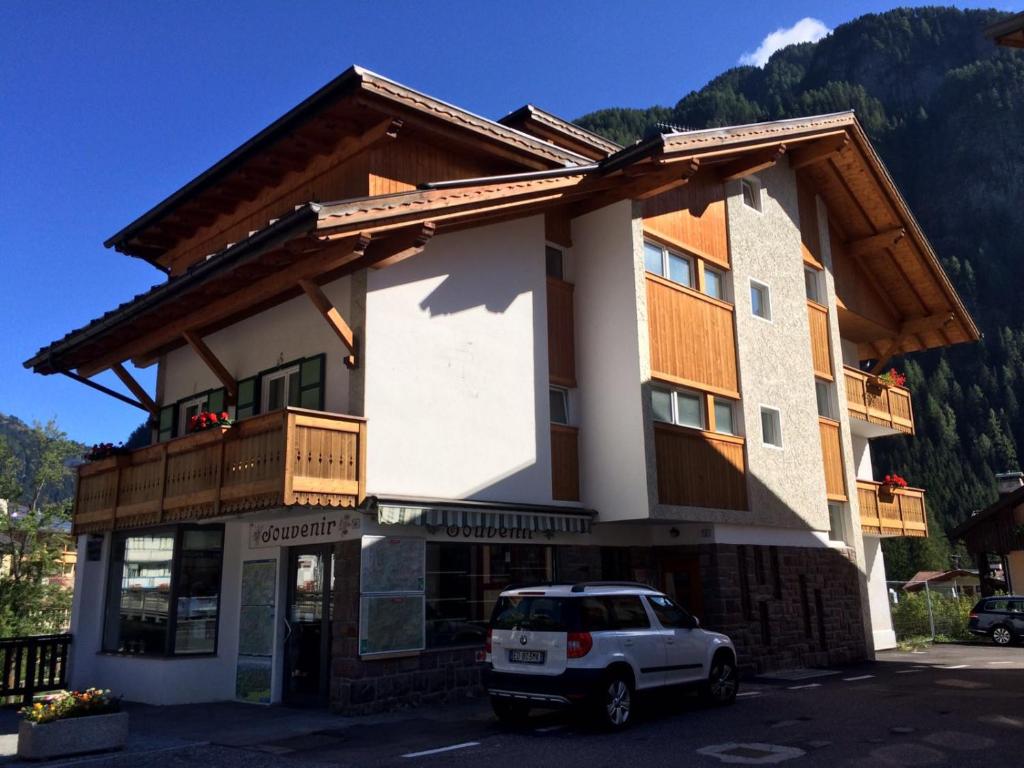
[365,496,594,534]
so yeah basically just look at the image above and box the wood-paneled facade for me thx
[857,481,928,538]
[654,424,747,511]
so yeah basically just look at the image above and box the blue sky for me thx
[0,1,1011,444]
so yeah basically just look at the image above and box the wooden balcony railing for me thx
[0,633,72,705]
[550,424,580,501]
[654,423,747,510]
[74,408,366,534]
[843,366,915,435]
[857,480,928,538]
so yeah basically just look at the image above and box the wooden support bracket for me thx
[717,145,787,181]
[869,312,955,374]
[848,228,905,259]
[111,363,158,415]
[183,330,237,402]
[299,279,358,368]
[368,223,437,269]
[789,134,850,170]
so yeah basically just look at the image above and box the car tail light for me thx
[567,631,593,659]
[485,628,492,655]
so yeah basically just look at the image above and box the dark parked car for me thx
[968,595,1024,645]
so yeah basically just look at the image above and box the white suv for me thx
[484,582,738,729]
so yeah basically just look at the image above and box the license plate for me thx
[509,649,545,664]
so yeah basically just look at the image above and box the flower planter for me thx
[17,711,129,760]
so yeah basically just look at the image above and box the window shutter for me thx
[236,377,258,420]
[299,354,325,411]
[158,404,177,442]
[207,388,226,416]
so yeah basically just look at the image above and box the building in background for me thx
[951,472,1024,595]
[25,67,978,711]
[985,11,1024,48]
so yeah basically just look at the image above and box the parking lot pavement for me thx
[3,643,1022,768]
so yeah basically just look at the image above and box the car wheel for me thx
[491,697,530,724]
[701,652,739,706]
[595,671,634,730]
[992,625,1014,646]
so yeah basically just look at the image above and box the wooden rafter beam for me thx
[111,362,158,415]
[789,134,850,170]
[716,145,787,181]
[369,223,437,269]
[634,160,701,200]
[847,227,905,259]
[183,331,237,401]
[62,370,152,413]
[299,279,357,368]
[868,312,956,374]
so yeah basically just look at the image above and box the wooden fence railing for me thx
[843,366,915,435]
[0,633,72,706]
[858,481,928,538]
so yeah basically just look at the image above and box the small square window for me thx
[760,407,782,447]
[546,246,564,280]
[751,280,771,320]
[714,398,735,435]
[667,252,692,287]
[815,380,836,420]
[644,242,664,276]
[549,387,569,425]
[704,265,724,300]
[804,267,822,304]
[828,502,847,544]
[675,391,704,429]
[741,178,762,211]
[651,389,673,423]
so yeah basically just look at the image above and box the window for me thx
[103,526,224,656]
[703,265,725,300]
[750,280,771,320]
[651,388,673,423]
[676,391,703,428]
[828,502,847,544]
[815,380,836,420]
[643,240,693,288]
[549,387,569,425]
[262,365,301,412]
[606,596,650,629]
[741,177,762,211]
[178,394,209,437]
[804,267,823,304]
[647,595,696,629]
[714,398,736,435]
[546,245,564,280]
[426,543,551,648]
[760,407,782,447]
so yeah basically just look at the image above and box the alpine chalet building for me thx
[25,67,978,711]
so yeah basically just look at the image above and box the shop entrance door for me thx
[283,545,334,705]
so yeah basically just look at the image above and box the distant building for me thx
[985,11,1024,48]
[951,472,1024,596]
[903,569,986,599]
[0,499,76,585]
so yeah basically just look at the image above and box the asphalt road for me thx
[3,643,1022,768]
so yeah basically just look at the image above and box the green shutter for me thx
[207,388,226,416]
[236,377,257,420]
[158,404,176,442]
[299,355,325,411]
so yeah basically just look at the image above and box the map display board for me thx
[236,559,277,703]
[359,535,425,655]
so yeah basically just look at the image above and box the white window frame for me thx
[759,405,783,449]
[179,394,209,436]
[740,177,763,212]
[652,386,706,431]
[644,240,694,289]
[703,263,727,301]
[750,279,772,322]
[828,502,848,545]
[549,386,570,426]
[713,397,736,436]
[261,364,300,413]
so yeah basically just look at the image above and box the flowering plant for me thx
[188,410,233,433]
[882,473,908,489]
[20,689,120,724]
[83,443,128,461]
[877,368,907,388]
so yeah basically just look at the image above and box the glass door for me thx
[283,545,334,705]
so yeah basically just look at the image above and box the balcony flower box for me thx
[880,473,909,500]
[17,690,127,760]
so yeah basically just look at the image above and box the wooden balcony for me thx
[73,408,366,534]
[550,424,580,501]
[654,423,747,510]
[843,366,915,436]
[857,480,928,538]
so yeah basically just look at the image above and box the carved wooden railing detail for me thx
[73,408,366,534]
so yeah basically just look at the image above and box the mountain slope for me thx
[578,7,1024,578]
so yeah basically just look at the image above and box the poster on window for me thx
[359,594,425,655]
[236,559,277,703]
[360,536,425,593]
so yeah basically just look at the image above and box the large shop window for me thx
[102,526,224,656]
[425,542,553,648]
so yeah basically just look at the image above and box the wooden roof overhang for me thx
[499,105,622,161]
[631,112,980,359]
[950,486,1024,555]
[104,66,588,272]
[985,12,1024,48]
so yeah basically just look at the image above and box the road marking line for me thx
[535,725,564,733]
[988,661,1014,665]
[939,664,969,670]
[843,675,874,681]
[403,742,480,758]
[736,691,762,697]
[895,669,924,674]
[787,683,821,690]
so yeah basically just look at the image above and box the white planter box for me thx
[17,711,128,760]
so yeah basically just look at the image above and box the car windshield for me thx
[491,596,573,631]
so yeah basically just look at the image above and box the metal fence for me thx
[886,581,976,641]
[0,633,72,706]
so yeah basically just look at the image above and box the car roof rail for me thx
[570,581,656,593]
[504,582,559,591]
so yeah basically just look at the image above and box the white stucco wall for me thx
[864,536,897,650]
[571,201,652,521]
[362,217,556,505]
[728,164,830,533]
[161,276,355,415]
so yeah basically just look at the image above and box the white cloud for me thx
[739,17,831,67]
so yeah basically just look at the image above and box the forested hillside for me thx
[0,413,83,505]
[578,7,1024,579]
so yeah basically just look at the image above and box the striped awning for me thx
[372,498,592,534]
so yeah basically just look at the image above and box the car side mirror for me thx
[691,616,700,629]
